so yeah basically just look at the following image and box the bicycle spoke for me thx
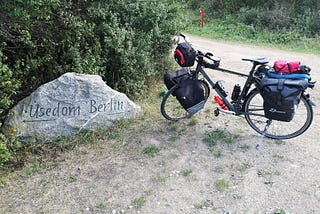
[244,90,313,139]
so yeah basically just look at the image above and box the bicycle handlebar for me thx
[196,50,221,69]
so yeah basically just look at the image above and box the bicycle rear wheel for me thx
[244,89,313,139]
[160,84,192,121]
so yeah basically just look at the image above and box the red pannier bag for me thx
[274,60,300,73]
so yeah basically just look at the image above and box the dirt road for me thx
[1,35,320,214]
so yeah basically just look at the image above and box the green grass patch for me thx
[182,169,193,177]
[203,128,238,150]
[142,145,160,157]
[194,200,211,209]
[188,117,199,126]
[215,179,230,192]
[213,150,223,158]
[132,196,147,209]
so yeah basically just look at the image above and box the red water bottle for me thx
[214,96,229,110]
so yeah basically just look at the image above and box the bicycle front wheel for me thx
[244,89,313,139]
[160,84,192,121]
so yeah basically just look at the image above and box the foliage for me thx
[0,0,182,125]
[0,0,182,167]
[203,129,237,151]
[0,50,20,119]
[186,0,320,37]
[142,145,160,157]
[186,16,320,54]
[0,134,12,169]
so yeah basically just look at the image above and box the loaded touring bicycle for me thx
[161,34,315,139]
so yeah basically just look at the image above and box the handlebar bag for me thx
[260,77,309,122]
[174,42,196,67]
[174,78,209,113]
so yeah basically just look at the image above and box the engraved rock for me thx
[2,72,141,141]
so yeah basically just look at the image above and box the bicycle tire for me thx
[160,84,193,121]
[244,89,313,139]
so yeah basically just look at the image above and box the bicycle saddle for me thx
[242,57,269,65]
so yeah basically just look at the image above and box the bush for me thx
[0,50,20,121]
[295,9,320,37]
[0,0,182,125]
[186,0,320,37]
[0,134,12,168]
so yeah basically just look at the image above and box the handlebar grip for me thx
[179,34,186,39]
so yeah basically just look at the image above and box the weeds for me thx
[273,208,286,214]
[203,128,238,150]
[142,145,160,157]
[188,117,199,126]
[237,162,251,173]
[257,169,280,185]
[182,169,193,177]
[215,179,230,192]
[132,189,154,209]
[0,117,136,180]
[155,173,168,183]
[194,200,210,209]
[132,196,147,209]
[213,150,223,158]
[158,86,168,97]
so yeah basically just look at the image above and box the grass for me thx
[186,16,320,55]
[203,128,238,150]
[182,169,193,177]
[257,168,281,185]
[215,179,230,192]
[155,172,168,183]
[188,117,199,126]
[142,145,160,157]
[213,150,223,158]
[237,162,251,173]
[194,200,211,209]
[0,115,140,181]
[132,196,147,209]
[273,208,286,214]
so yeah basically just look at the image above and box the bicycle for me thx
[161,35,315,139]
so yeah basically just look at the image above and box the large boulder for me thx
[2,73,141,141]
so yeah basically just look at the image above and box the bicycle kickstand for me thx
[214,108,220,117]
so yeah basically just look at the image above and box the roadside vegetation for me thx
[0,0,319,173]
[185,0,320,54]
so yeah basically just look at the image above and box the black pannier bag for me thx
[164,68,209,114]
[174,42,196,67]
[164,68,190,92]
[260,77,309,122]
[174,78,209,114]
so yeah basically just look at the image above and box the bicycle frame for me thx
[194,56,261,115]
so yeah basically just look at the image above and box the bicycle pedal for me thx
[214,108,220,117]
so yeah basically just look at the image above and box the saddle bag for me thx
[260,77,309,122]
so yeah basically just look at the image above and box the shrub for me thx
[0,50,20,121]
[0,0,182,125]
[0,134,12,168]
[186,0,320,37]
